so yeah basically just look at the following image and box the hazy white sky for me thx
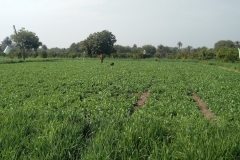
[1,0,240,49]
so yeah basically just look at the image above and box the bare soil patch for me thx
[218,66,240,73]
[192,93,216,120]
[134,90,150,109]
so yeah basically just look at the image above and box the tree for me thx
[114,45,131,54]
[177,41,182,49]
[80,30,116,62]
[1,37,12,51]
[141,44,156,55]
[39,50,48,58]
[69,42,81,53]
[235,41,240,48]
[214,40,235,52]
[10,27,42,60]
[157,44,164,56]
[216,47,238,62]
[42,44,48,50]
[187,46,192,53]
[157,44,172,57]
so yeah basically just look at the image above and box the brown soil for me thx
[134,90,150,109]
[192,93,216,120]
[218,66,240,73]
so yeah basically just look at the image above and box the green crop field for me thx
[0,58,240,159]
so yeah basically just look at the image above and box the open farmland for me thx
[0,59,240,159]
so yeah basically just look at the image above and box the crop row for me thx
[0,59,239,159]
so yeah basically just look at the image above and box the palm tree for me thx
[187,46,192,53]
[177,41,182,49]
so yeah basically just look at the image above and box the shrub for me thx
[216,47,239,62]
[39,50,48,58]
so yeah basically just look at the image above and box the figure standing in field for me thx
[100,54,103,63]
[203,51,206,59]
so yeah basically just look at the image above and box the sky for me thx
[1,0,240,49]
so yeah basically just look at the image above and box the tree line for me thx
[0,27,239,62]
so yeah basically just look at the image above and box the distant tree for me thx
[80,30,116,62]
[114,45,131,54]
[1,37,12,51]
[216,47,238,62]
[177,41,182,49]
[11,27,42,60]
[171,47,178,54]
[42,44,48,50]
[39,50,47,58]
[133,44,137,48]
[131,45,141,54]
[157,44,164,55]
[214,40,235,52]
[157,44,172,57]
[141,44,156,55]
[187,46,192,53]
[69,42,81,53]
[235,41,240,48]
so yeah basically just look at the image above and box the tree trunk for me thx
[100,54,103,63]
[21,48,26,60]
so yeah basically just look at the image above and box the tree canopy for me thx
[214,40,235,52]
[177,41,182,49]
[10,27,42,60]
[141,45,156,55]
[80,30,116,57]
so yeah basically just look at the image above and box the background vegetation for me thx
[0,28,239,62]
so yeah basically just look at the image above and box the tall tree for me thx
[187,46,192,53]
[214,40,235,52]
[80,30,116,61]
[11,26,42,60]
[42,44,48,50]
[177,41,182,49]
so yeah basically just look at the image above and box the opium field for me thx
[0,59,240,159]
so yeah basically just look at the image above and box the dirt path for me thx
[218,66,240,73]
[134,90,150,109]
[192,93,216,120]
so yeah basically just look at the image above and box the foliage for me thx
[80,30,116,57]
[235,41,240,48]
[216,47,239,62]
[177,41,182,49]
[114,45,131,54]
[214,40,235,52]
[69,42,81,53]
[39,50,48,58]
[10,28,42,60]
[141,44,156,55]
[157,45,176,57]
[42,44,48,50]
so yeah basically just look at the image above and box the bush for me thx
[216,47,239,62]
[39,51,48,58]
